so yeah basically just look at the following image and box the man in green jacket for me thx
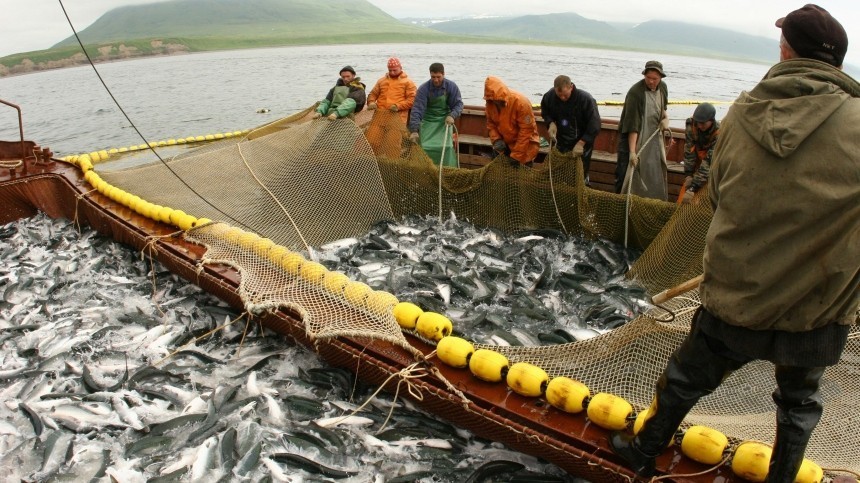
[610,5,858,482]
[615,60,671,199]
[312,66,366,120]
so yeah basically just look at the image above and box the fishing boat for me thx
[2,98,856,483]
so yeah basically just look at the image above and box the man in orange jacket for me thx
[365,57,417,158]
[483,76,540,167]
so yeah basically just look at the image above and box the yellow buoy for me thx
[250,237,275,258]
[118,147,128,153]
[343,281,372,306]
[167,139,177,146]
[190,217,211,228]
[681,425,728,465]
[176,138,187,144]
[323,271,350,295]
[365,291,398,315]
[633,407,652,435]
[129,145,139,151]
[237,231,259,249]
[415,312,452,341]
[205,134,215,141]
[89,151,100,162]
[586,393,633,431]
[299,261,327,285]
[108,148,118,154]
[436,336,474,369]
[195,135,205,142]
[156,206,173,224]
[469,349,509,382]
[506,362,548,397]
[392,302,423,330]
[168,209,188,228]
[545,377,591,414]
[795,458,823,483]
[731,441,772,482]
[157,141,167,147]
[98,149,109,160]
[281,252,304,276]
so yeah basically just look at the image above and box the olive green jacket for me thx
[701,59,860,331]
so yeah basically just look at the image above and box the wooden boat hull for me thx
[0,147,740,482]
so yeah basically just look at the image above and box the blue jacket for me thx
[408,78,464,133]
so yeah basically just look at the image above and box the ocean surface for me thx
[0,43,770,156]
[0,43,770,481]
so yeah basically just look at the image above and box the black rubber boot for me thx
[609,431,658,478]
[764,366,825,483]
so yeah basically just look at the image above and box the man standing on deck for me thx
[610,5,859,482]
[365,57,417,158]
[678,102,719,204]
[614,61,671,199]
[484,76,540,167]
[408,63,464,168]
[312,66,366,120]
[540,75,601,185]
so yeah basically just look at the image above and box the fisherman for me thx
[678,102,719,204]
[365,57,417,158]
[615,60,671,199]
[610,5,859,481]
[312,66,366,120]
[483,76,540,167]
[408,62,464,167]
[540,75,601,184]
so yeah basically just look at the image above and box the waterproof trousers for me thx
[613,308,825,481]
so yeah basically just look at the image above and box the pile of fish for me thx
[0,214,584,482]
[319,214,649,346]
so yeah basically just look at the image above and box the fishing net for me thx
[96,108,859,475]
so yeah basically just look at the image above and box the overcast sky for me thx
[1,0,858,67]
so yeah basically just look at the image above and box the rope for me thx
[235,142,314,257]
[545,139,569,236]
[437,123,450,220]
[0,160,23,169]
[623,126,663,248]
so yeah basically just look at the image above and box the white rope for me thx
[437,123,452,221]
[545,139,569,236]
[624,126,663,248]
[0,160,23,169]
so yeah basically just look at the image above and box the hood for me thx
[730,59,857,158]
[484,76,511,102]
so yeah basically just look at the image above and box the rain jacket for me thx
[540,85,601,153]
[701,59,860,333]
[484,76,540,164]
[408,78,464,133]
[682,118,720,192]
[368,71,417,124]
[316,77,366,118]
[618,79,668,135]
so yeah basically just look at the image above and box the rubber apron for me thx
[420,94,457,167]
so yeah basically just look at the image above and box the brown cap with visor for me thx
[776,4,847,67]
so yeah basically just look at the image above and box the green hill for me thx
[52,0,431,47]
[429,15,778,63]
[1,0,451,76]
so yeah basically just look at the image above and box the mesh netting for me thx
[96,108,859,474]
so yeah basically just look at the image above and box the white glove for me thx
[409,132,420,143]
[328,113,338,120]
[445,116,455,125]
[681,189,696,204]
[367,102,377,110]
[660,116,670,132]
[547,122,557,140]
[629,152,640,167]
[389,104,399,113]
[312,112,322,119]
[683,176,693,189]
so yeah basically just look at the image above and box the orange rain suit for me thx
[483,76,540,164]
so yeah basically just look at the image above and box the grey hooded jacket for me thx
[701,59,859,334]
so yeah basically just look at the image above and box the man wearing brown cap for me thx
[610,5,858,482]
[312,66,366,120]
[615,60,671,199]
